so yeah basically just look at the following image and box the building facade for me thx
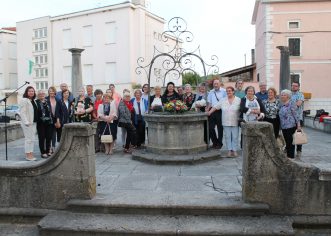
[0,28,17,105]
[17,0,176,97]
[252,0,331,113]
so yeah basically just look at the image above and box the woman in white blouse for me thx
[208,86,241,157]
[97,93,118,155]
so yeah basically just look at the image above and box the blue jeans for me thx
[223,126,239,151]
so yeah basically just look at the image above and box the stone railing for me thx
[242,122,331,215]
[0,123,96,209]
[0,122,24,144]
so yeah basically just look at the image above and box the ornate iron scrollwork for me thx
[136,17,220,88]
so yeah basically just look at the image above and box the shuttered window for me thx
[289,38,301,56]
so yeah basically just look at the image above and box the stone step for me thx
[38,212,295,236]
[0,223,39,236]
[67,195,269,216]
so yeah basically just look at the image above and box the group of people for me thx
[207,80,304,159]
[19,78,304,161]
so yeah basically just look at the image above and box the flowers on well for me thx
[164,100,188,113]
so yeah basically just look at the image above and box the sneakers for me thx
[25,156,36,161]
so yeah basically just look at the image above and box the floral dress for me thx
[74,97,93,122]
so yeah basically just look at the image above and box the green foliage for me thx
[132,83,142,89]
[182,72,201,86]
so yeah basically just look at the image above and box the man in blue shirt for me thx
[255,81,268,101]
[291,81,304,158]
[55,83,74,103]
[206,79,227,149]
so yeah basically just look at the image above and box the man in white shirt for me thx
[206,79,227,149]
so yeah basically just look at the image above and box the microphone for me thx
[25,81,30,84]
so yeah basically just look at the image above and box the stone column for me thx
[69,48,84,98]
[277,46,291,91]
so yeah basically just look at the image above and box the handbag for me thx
[101,123,113,143]
[293,129,308,145]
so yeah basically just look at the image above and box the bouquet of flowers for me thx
[164,100,188,113]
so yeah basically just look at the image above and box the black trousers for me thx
[264,117,280,138]
[208,110,223,146]
[37,122,53,154]
[119,122,137,149]
[282,126,297,159]
[135,120,146,146]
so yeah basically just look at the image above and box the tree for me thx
[182,72,201,86]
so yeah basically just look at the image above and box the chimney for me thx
[251,49,255,64]
[132,0,146,6]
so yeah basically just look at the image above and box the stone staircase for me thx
[37,196,295,236]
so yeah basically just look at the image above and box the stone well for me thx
[132,113,220,164]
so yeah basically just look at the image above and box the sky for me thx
[0,0,256,73]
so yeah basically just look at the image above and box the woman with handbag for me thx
[118,92,137,154]
[19,86,38,161]
[279,89,302,159]
[98,93,117,155]
[47,86,61,153]
[36,90,53,158]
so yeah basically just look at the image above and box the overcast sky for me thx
[0,0,256,73]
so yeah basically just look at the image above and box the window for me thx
[45,55,48,63]
[290,73,301,84]
[288,38,301,56]
[83,25,93,47]
[36,81,49,90]
[35,56,39,64]
[105,22,116,44]
[105,62,116,83]
[34,42,47,52]
[289,21,299,29]
[35,68,48,78]
[33,27,47,39]
[40,55,44,64]
[83,64,93,85]
[63,29,72,49]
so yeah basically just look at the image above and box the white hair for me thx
[37,89,46,95]
[281,89,292,98]
[184,84,192,89]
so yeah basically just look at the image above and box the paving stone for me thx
[113,175,159,191]
[156,176,213,192]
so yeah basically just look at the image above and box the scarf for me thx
[244,95,261,122]
[124,100,134,112]
[133,98,147,115]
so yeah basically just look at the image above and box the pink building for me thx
[252,0,331,114]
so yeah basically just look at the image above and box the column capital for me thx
[68,48,85,54]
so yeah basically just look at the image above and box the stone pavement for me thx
[0,127,330,202]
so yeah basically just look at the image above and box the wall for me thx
[17,16,51,102]
[0,123,96,209]
[0,30,17,104]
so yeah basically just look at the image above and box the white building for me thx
[0,28,17,105]
[17,0,178,97]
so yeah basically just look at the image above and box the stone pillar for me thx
[277,46,291,91]
[69,48,84,98]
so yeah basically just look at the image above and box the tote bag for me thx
[292,130,308,145]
